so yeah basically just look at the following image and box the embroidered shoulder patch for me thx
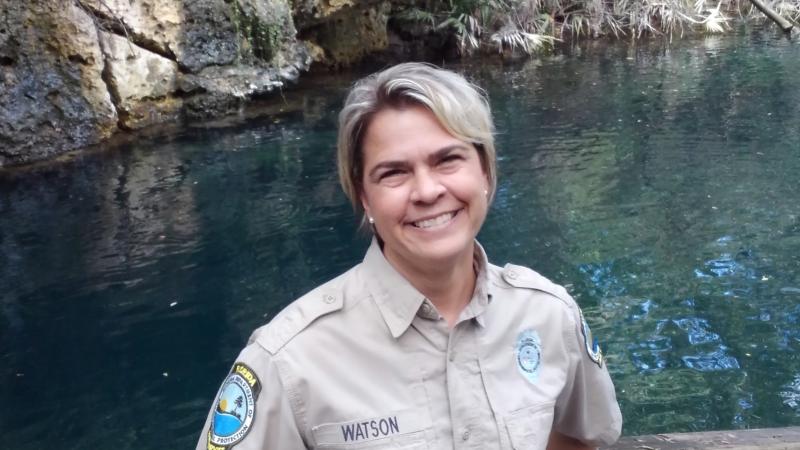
[208,362,262,449]
[579,310,604,367]
[515,329,542,383]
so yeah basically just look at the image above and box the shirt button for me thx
[448,352,456,362]
[323,294,335,304]
[420,302,435,317]
[507,270,518,279]
[462,430,470,441]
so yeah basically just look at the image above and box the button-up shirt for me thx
[197,240,622,450]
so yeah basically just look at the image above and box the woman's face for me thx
[359,105,490,271]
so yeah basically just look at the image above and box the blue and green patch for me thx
[208,363,261,450]
[579,310,604,367]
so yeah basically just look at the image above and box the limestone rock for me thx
[99,32,182,130]
[309,1,392,67]
[0,0,400,166]
[83,0,300,73]
[79,0,183,61]
[293,0,354,27]
[0,0,118,167]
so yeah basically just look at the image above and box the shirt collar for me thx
[361,238,492,338]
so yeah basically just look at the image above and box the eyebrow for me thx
[366,144,470,180]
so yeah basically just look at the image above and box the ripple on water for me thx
[698,254,757,279]
[628,335,672,373]
[780,375,800,412]
[578,261,627,298]
[682,347,741,372]
[673,317,720,345]
[625,315,740,374]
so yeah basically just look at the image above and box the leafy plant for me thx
[394,0,799,56]
[491,24,559,53]
[395,7,437,26]
[438,13,483,51]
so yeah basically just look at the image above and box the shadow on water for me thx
[1,26,800,449]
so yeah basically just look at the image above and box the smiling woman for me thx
[359,106,491,324]
[196,63,623,450]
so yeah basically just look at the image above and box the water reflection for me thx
[477,24,800,434]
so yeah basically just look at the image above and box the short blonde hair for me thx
[337,62,497,216]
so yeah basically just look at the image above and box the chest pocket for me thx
[504,402,555,450]
[315,434,429,449]
[312,409,432,450]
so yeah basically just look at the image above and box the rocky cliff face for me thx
[1,0,397,167]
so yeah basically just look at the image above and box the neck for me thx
[384,244,477,328]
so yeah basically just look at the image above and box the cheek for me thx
[365,187,409,220]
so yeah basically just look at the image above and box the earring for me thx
[368,216,375,224]
[484,189,489,197]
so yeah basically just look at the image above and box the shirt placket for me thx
[447,319,500,450]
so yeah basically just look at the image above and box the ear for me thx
[474,144,491,193]
[360,192,371,218]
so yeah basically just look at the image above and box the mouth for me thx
[410,210,460,229]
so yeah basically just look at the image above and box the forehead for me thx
[361,106,464,164]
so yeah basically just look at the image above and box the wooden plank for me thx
[607,427,800,450]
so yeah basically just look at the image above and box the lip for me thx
[406,208,462,229]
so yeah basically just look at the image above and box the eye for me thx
[438,154,463,167]
[379,169,403,180]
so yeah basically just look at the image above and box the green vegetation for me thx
[395,0,800,55]
[228,0,284,63]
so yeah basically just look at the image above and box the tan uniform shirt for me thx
[197,240,622,450]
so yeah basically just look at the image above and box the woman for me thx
[197,63,622,450]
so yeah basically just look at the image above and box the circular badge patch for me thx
[516,329,542,383]
[209,362,261,449]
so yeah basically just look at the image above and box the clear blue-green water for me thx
[2,26,800,449]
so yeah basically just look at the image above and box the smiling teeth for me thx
[413,212,455,229]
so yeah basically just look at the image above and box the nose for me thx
[410,169,446,204]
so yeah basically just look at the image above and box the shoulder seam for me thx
[261,288,343,355]
[495,263,578,311]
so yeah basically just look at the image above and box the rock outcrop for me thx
[0,0,318,167]
[0,1,119,166]
[292,0,394,67]
[0,0,423,167]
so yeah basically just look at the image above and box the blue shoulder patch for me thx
[579,310,604,367]
[208,362,261,449]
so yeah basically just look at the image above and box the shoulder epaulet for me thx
[252,287,344,355]
[500,263,576,309]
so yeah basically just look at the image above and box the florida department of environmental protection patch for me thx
[579,310,604,367]
[208,362,262,450]
[515,329,542,384]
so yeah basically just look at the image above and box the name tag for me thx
[312,409,429,445]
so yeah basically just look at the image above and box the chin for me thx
[406,234,475,264]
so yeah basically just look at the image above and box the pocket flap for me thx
[505,402,555,450]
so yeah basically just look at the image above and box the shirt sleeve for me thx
[196,343,306,450]
[552,306,623,447]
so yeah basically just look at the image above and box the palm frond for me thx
[395,8,437,26]
[702,2,730,32]
[490,24,558,53]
